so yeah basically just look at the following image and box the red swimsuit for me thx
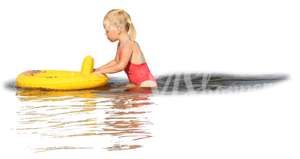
[124,61,157,85]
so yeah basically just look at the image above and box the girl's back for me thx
[117,41,146,65]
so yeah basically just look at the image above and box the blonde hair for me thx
[104,9,136,40]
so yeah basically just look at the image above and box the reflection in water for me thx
[12,73,287,153]
[16,85,154,152]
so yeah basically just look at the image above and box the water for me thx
[16,88,155,152]
[4,72,296,158]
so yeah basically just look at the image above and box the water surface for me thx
[12,73,287,153]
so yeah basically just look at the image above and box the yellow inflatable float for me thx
[16,56,109,90]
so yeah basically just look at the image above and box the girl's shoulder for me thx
[118,40,136,48]
[128,40,138,48]
[132,41,142,50]
[118,40,140,53]
[116,40,135,56]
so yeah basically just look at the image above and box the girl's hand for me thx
[93,67,102,73]
[93,68,106,76]
[94,72,106,77]
[93,71,101,75]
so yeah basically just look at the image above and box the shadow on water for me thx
[4,72,288,152]
[155,72,288,95]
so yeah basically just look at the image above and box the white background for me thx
[0,0,299,158]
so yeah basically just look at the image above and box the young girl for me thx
[94,9,158,88]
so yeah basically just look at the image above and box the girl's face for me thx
[104,22,120,42]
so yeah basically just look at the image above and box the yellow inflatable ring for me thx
[16,56,109,90]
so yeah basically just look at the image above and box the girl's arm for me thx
[94,59,116,71]
[94,44,132,74]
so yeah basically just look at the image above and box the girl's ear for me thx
[117,26,122,34]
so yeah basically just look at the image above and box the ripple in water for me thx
[16,85,155,152]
